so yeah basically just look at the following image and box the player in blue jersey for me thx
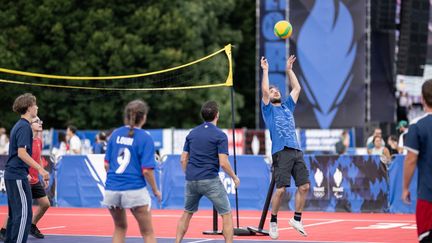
[5,93,49,243]
[103,99,161,243]
[175,101,240,243]
[403,79,432,243]
[260,56,310,239]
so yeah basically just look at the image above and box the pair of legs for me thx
[109,205,156,243]
[176,177,233,243]
[271,183,310,216]
[2,181,51,240]
[271,147,310,216]
[4,179,32,243]
[103,187,155,243]
[175,211,233,243]
[2,195,51,228]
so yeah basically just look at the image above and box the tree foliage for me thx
[0,0,255,130]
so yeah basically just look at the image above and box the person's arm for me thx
[260,57,270,105]
[18,148,49,182]
[402,151,417,203]
[383,147,391,162]
[286,55,301,103]
[141,136,161,201]
[142,168,161,201]
[219,154,240,188]
[180,151,189,173]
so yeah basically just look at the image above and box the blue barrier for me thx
[0,153,415,213]
[285,155,389,212]
[160,155,271,210]
[388,155,417,213]
[56,155,161,208]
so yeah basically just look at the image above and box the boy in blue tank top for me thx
[103,99,161,243]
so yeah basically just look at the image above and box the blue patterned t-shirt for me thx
[261,95,301,154]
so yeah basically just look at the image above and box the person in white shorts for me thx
[103,99,161,243]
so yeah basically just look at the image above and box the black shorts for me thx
[31,181,47,199]
[272,147,310,188]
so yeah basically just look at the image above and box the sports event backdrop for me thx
[259,0,365,128]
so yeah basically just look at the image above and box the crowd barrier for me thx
[0,154,418,213]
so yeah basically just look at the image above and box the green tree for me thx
[0,0,255,130]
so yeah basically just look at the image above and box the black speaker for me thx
[397,0,430,76]
[371,0,396,32]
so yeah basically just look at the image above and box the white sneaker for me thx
[289,218,307,236]
[269,222,279,239]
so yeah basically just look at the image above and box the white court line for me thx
[0,212,414,223]
[279,219,344,231]
[38,226,66,230]
[187,239,214,243]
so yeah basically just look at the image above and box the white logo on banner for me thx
[219,172,236,195]
[332,168,344,198]
[313,168,325,198]
[84,155,107,198]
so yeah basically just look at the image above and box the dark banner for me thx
[281,155,389,212]
[289,0,366,128]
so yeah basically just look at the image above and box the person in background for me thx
[66,125,81,154]
[335,130,350,155]
[397,120,409,154]
[0,128,9,155]
[93,131,107,154]
[369,136,391,165]
[386,135,400,156]
[366,128,385,149]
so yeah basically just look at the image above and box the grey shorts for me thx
[272,147,310,188]
[102,187,151,209]
[185,177,231,215]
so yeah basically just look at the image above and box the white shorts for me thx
[102,187,151,209]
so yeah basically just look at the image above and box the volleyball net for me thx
[0,44,233,91]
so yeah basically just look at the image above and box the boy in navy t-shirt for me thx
[175,101,240,243]
[403,79,432,243]
[5,93,49,243]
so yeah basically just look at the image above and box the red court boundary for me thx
[0,206,416,242]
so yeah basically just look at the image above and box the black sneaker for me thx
[0,228,6,241]
[30,224,44,239]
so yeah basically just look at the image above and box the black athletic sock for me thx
[270,214,277,223]
[294,212,302,222]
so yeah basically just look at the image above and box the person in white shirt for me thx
[66,125,82,154]
[366,128,385,149]
[0,128,9,155]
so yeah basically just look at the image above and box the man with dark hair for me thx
[5,93,49,243]
[260,56,310,239]
[66,125,81,154]
[403,79,432,243]
[175,101,240,243]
